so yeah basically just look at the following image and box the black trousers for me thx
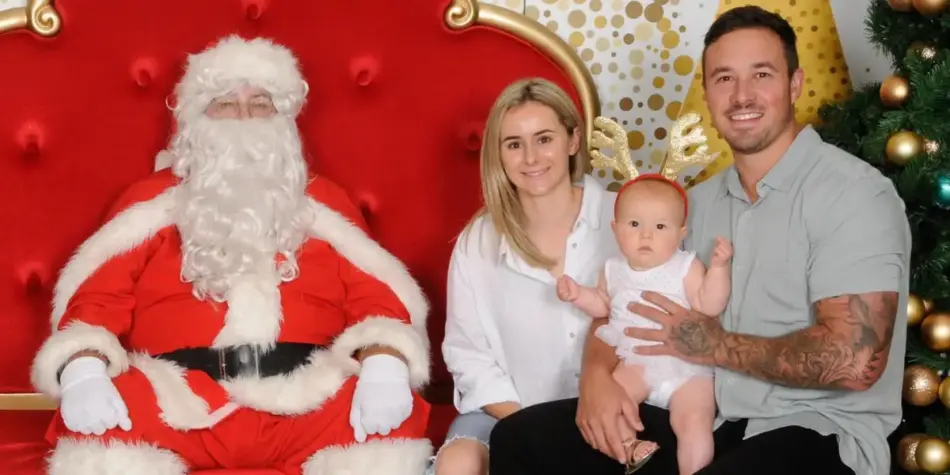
[489,398,855,475]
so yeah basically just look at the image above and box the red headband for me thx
[614,173,689,219]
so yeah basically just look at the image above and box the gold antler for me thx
[658,112,719,182]
[590,116,638,181]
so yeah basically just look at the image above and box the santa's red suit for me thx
[29,36,433,475]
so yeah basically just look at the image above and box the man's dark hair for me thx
[702,6,799,77]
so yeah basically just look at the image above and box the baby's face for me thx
[611,181,687,270]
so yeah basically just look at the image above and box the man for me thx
[489,6,909,475]
[30,35,433,475]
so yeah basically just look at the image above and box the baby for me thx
[557,174,732,475]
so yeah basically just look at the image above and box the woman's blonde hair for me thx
[466,78,590,269]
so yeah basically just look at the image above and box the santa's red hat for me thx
[172,35,309,123]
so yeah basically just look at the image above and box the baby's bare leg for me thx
[612,363,658,467]
[668,376,716,475]
[612,362,650,406]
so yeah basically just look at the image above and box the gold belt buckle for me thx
[215,348,228,379]
[232,345,263,379]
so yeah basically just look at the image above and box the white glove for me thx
[349,354,413,443]
[59,356,132,435]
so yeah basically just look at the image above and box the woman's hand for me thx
[575,366,643,462]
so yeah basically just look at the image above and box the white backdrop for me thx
[481,0,894,187]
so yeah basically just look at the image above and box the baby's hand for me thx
[710,237,734,267]
[556,275,580,302]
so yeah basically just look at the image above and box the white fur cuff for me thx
[303,438,432,475]
[31,322,130,398]
[48,438,188,475]
[331,317,431,388]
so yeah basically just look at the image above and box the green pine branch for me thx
[816,47,950,302]
[924,412,950,442]
[865,0,950,70]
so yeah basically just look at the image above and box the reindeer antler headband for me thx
[590,111,719,185]
[590,112,719,217]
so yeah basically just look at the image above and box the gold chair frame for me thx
[0,0,61,37]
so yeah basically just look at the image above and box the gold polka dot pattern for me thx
[513,0,708,190]
[676,0,852,184]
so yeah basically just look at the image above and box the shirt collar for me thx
[498,174,604,259]
[720,125,821,199]
[577,174,605,230]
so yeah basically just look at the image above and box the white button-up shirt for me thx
[443,175,620,414]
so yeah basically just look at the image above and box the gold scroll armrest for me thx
[0,393,57,410]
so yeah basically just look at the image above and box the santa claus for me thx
[29,35,433,475]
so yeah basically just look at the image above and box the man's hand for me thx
[576,366,644,463]
[349,354,413,443]
[59,356,132,435]
[709,237,734,268]
[624,291,725,366]
[557,275,581,302]
[628,290,900,391]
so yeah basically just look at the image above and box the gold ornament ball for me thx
[880,75,911,108]
[908,293,928,326]
[889,0,915,9]
[917,437,950,474]
[912,0,949,16]
[903,364,940,406]
[898,433,927,474]
[925,298,936,314]
[939,377,950,407]
[887,130,923,166]
[922,312,950,352]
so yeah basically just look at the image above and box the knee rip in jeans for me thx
[429,435,489,465]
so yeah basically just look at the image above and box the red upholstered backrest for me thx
[0,0,591,472]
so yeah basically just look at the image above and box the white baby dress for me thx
[596,249,714,409]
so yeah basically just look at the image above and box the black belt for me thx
[155,342,322,381]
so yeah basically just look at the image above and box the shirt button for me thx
[575,372,581,378]
[569,332,576,338]
[571,243,577,249]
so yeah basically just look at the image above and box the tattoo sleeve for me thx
[713,291,899,390]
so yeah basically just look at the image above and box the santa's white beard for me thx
[169,115,312,302]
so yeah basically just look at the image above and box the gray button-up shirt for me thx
[685,126,911,475]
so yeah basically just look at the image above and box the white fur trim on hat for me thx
[173,35,308,121]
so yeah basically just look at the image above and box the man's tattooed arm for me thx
[711,292,899,390]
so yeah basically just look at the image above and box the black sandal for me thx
[623,438,659,474]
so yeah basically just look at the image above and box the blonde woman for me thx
[429,78,626,475]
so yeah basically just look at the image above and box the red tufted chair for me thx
[0,0,599,473]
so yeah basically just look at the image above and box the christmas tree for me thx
[814,0,950,473]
